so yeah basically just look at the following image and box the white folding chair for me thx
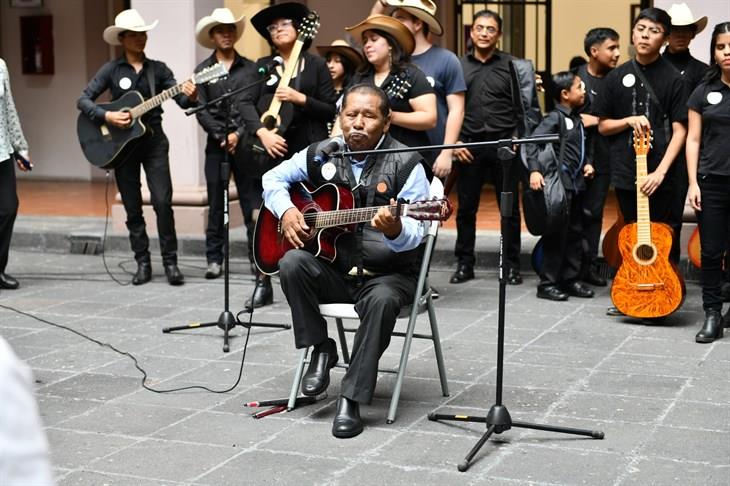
[287,177,449,423]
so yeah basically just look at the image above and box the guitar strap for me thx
[630,60,671,143]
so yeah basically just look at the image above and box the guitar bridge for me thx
[632,282,665,291]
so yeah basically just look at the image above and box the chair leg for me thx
[386,306,421,424]
[336,318,350,364]
[288,348,309,410]
[428,299,449,397]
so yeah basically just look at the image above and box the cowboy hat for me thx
[195,8,246,49]
[666,3,708,34]
[250,2,311,45]
[316,39,364,68]
[384,0,443,36]
[346,15,415,55]
[103,9,158,46]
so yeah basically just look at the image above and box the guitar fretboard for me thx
[129,83,186,119]
[303,205,403,229]
[635,154,651,245]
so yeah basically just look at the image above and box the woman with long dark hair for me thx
[686,21,730,343]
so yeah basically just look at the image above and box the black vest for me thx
[305,134,423,275]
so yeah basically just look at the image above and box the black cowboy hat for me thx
[251,2,312,46]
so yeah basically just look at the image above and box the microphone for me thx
[313,138,344,165]
[258,56,284,75]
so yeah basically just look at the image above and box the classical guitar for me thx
[610,132,685,318]
[77,63,228,170]
[253,182,453,275]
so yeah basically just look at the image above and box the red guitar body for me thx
[253,183,355,275]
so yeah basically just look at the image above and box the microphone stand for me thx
[162,72,289,353]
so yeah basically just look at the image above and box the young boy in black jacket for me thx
[527,71,595,301]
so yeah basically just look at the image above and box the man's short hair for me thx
[341,84,391,118]
[634,7,672,36]
[551,71,577,102]
[473,9,502,32]
[583,27,619,56]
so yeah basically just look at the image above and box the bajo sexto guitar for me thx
[610,132,685,318]
[253,182,453,275]
[77,62,228,170]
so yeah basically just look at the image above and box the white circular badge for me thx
[622,73,636,88]
[707,91,722,105]
[266,74,278,86]
[321,162,336,181]
[564,117,574,130]
[426,76,435,87]
[119,77,132,90]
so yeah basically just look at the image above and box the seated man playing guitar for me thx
[261,84,430,438]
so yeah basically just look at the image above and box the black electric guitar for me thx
[77,62,228,169]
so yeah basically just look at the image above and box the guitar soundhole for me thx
[635,243,655,264]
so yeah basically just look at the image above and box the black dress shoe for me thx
[537,284,568,301]
[332,396,363,438]
[507,268,523,285]
[205,262,221,279]
[301,338,338,396]
[132,262,152,286]
[164,264,185,286]
[449,264,474,284]
[696,310,724,343]
[0,273,19,289]
[582,267,607,287]
[606,306,625,317]
[561,281,594,298]
[245,275,273,309]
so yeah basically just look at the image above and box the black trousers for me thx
[667,156,688,264]
[204,139,263,265]
[115,128,178,265]
[0,159,18,275]
[541,191,583,285]
[455,132,521,270]
[279,250,416,404]
[697,175,730,312]
[581,171,611,264]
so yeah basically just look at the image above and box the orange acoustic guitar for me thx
[610,132,685,318]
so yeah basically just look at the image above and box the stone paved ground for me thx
[1,247,728,486]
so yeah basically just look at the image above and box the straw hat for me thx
[385,0,443,36]
[666,3,708,34]
[195,8,246,49]
[250,2,311,45]
[103,9,158,46]
[345,15,415,55]
[316,39,364,68]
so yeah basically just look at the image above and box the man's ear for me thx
[383,109,392,133]
[590,45,598,59]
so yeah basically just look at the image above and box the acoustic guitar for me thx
[601,205,625,270]
[610,132,685,318]
[253,182,453,275]
[77,63,228,169]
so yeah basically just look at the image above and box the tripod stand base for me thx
[429,404,604,472]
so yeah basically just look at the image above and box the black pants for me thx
[0,159,18,275]
[114,128,177,265]
[541,191,583,285]
[455,132,521,270]
[204,139,263,265]
[582,170,611,264]
[279,250,416,404]
[615,187,676,263]
[667,156,688,264]
[697,175,730,312]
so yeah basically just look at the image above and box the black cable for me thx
[101,172,132,286]
[0,303,251,395]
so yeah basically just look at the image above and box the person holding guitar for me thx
[77,9,198,286]
[262,84,431,438]
[686,22,730,343]
[246,2,337,308]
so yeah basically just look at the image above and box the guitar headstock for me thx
[632,131,652,156]
[384,71,412,100]
[403,198,453,221]
[298,12,321,42]
[193,63,228,85]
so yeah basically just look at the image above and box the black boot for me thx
[132,261,152,286]
[332,395,363,438]
[696,310,724,343]
[301,338,338,396]
[245,274,273,309]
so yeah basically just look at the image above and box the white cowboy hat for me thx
[666,3,708,34]
[385,0,443,36]
[103,9,159,46]
[195,8,246,49]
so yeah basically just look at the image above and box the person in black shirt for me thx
[77,9,197,286]
[194,8,262,280]
[663,4,710,264]
[316,39,364,135]
[576,28,620,287]
[686,22,730,343]
[451,9,523,286]
[594,8,688,259]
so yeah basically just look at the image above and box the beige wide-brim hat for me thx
[667,3,708,34]
[316,39,364,68]
[385,0,443,36]
[103,9,159,46]
[346,15,415,56]
[195,8,246,49]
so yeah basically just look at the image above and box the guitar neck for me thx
[129,81,187,119]
[307,204,406,229]
[264,41,305,119]
[635,154,651,244]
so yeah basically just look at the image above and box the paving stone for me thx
[58,470,183,486]
[60,402,196,436]
[45,428,138,469]
[579,371,688,400]
[620,457,730,486]
[642,426,730,465]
